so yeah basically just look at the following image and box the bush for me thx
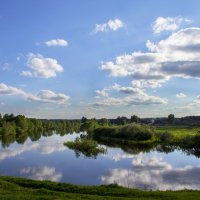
[64,138,107,158]
[121,124,153,141]
[156,131,173,143]
[93,127,120,139]
[93,124,154,141]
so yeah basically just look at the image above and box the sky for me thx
[1,0,200,119]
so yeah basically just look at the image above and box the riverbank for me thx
[1,176,200,200]
[64,124,200,158]
[91,124,200,146]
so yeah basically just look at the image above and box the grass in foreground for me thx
[1,176,200,200]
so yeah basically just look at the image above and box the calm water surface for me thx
[1,132,200,191]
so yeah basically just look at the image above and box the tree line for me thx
[0,113,81,147]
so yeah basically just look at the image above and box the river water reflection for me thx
[1,132,200,190]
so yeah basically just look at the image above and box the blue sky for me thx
[1,0,200,119]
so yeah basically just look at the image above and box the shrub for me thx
[64,138,107,158]
[93,124,154,141]
[156,131,173,143]
[120,124,153,141]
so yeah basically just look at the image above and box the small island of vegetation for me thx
[64,137,107,158]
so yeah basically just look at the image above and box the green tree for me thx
[1,122,16,135]
[98,118,109,126]
[130,115,140,123]
[3,113,15,122]
[0,113,2,126]
[81,119,98,136]
[15,115,28,133]
[168,114,175,124]
[115,116,129,125]
[81,117,87,123]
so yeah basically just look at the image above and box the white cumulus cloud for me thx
[176,93,187,98]
[0,83,70,105]
[0,83,26,96]
[92,84,167,107]
[101,27,200,89]
[95,89,109,98]
[152,16,191,34]
[27,90,70,105]
[22,53,64,78]
[94,18,124,33]
[45,39,68,47]
[21,70,33,77]
[96,27,200,108]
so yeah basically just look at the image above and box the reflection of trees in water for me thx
[16,132,28,144]
[29,131,42,142]
[156,145,176,154]
[0,134,15,148]
[0,128,80,148]
[96,138,157,155]
[0,132,41,147]
[96,138,200,158]
[157,144,200,158]
[0,114,81,147]
[1,131,200,159]
[180,147,200,158]
[42,131,54,137]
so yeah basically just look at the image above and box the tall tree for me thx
[130,115,140,123]
[168,114,175,124]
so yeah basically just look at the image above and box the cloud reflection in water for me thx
[101,154,200,190]
[0,135,68,161]
[20,166,62,181]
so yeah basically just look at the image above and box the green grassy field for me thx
[92,124,200,145]
[1,176,200,200]
[155,125,200,139]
